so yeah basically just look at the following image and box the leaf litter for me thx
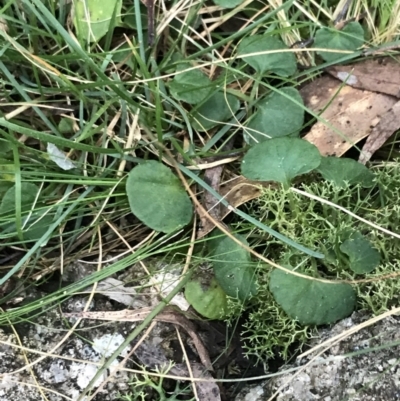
[302,56,400,163]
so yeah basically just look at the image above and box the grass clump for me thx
[1,0,400,399]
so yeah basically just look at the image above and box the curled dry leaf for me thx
[301,75,397,157]
[64,306,213,371]
[197,176,277,238]
[202,163,224,224]
[359,100,400,164]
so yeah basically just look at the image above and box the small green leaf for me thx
[169,68,213,104]
[185,276,228,319]
[73,0,123,43]
[126,161,193,233]
[0,139,11,155]
[191,92,240,131]
[242,137,321,186]
[0,183,53,242]
[238,35,297,76]
[58,118,75,134]
[340,232,380,274]
[244,87,304,143]
[270,269,356,325]
[314,22,364,62]
[21,211,54,242]
[213,0,243,8]
[209,230,258,301]
[0,182,39,216]
[317,157,375,188]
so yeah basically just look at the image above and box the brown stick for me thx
[147,0,155,46]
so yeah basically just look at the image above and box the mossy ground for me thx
[233,161,400,361]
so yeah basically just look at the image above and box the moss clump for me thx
[235,162,400,361]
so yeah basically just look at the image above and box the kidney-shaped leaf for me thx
[126,161,193,233]
[73,0,123,43]
[191,91,240,131]
[242,137,321,186]
[314,22,364,63]
[169,68,213,104]
[340,232,380,274]
[270,268,356,325]
[0,183,53,242]
[317,157,375,188]
[0,182,39,216]
[238,35,297,76]
[185,276,228,319]
[244,87,304,143]
[208,230,257,301]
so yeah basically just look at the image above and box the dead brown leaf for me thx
[197,176,276,238]
[326,56,400,98]
[301,75,397,156]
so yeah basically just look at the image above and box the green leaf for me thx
[20,211,54,242]
[73,0,123,43]
[208,230,258,301]
[123,5,147,30]
[0,182,39,216]
[185,276,228,319]
[242,137,321,186]
[213,0,243,8]
[238,35,297,76]
[126,161,193,233]
[340,232,380,274]
[169,68,213,104]
[58,118,75,134]
[317,157,375,188]
[270,268,356,325]
[0,139,11,155]
[0,183,53,242]
[244,87,304,143]
[191,92,240,131]
[314,22,364,63]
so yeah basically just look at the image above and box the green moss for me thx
[235,162,400,361]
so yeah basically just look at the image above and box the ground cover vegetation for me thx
[1,0,400,399]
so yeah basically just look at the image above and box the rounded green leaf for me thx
[242,137,321,186]
[213,0,243,8]
[314,22,364,63]
[0,183,53,242]
[340,232,380,274]
[191,92,240,131]
[270,269,356,325]
[244,87,304,143]
[169,69,213,104]
[238,35,297,76]
[209,230,258,301]
[126,161,193,233]
[0,182,39,216]
[73,0,123,43]
[185,276,228,319]
[317,157,375,188]
[21,211,54,242]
